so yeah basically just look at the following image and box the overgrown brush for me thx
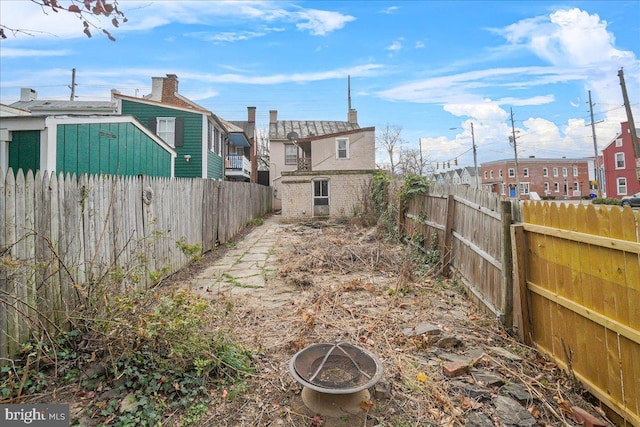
[2,289,254,426]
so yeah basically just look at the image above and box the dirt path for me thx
[169,215,612,427]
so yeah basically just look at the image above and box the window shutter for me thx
[148,118,157,133]
[175,118,184,147]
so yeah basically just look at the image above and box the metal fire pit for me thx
[289,343,384,416]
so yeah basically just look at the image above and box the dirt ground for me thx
[17,216,614,426]
[165,216,612,426]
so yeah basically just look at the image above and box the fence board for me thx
[1,170,271,359]
[523,202,640,424]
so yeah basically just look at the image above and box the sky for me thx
[1,0,639,171]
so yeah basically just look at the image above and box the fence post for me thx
[500,201,514,328]
[443,194,455,277]
[510,223,532,345]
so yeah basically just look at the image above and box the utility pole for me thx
[587,90,602,197]
[471,122,479,189]
[347,74,351,112]
[618,68,640,183]
[510,107,520,200]
[69,68,77,101]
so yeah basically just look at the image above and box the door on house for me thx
[313,179,329,217]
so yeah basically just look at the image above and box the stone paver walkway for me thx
[184,215,292,308]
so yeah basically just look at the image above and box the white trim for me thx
[336,137,349,159]
[202,118,208,178]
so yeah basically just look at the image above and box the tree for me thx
[376,124,405,175]
[257,129,270,171]
[397,147,429,177]
[0,0,126,41]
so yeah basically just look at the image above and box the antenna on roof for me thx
[348,75,352,111]
[286,131,298,142]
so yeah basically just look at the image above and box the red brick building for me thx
[480,157,592,200]
[601,121,640,198]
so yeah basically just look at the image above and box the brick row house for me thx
[601,121,640,198]
[480,157,592,200]
[269,108,376,219]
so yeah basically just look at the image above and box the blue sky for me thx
[1,1,639,169]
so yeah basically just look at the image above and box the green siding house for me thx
[114,74,230,180]
[0,115,176,177]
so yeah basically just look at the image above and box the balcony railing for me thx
[225,153,251,179]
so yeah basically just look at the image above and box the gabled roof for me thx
[10,99,116,114]
[114,92,211,115]
[270,120,361,140]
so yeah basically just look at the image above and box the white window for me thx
[157,117,175,146]
[617,177,627,195]
[490,170,494,178]
[553,167,558,177]
[484,171,488,179]
[336,138,349,159]
[615,152,625,169]
[554,182,559,192]
[544,182,549,193]
[562,167,568,177]
[499,169,503,178]
[543,168,548,177]
[285,144,297,165]
[615,138,623,147]
[523,168,529,177]
[573,181,579,191]
[500,183,506,195]
[520,182,530,195]
[508,168,515,177]
[573,166,578,177]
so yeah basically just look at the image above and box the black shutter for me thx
[147,118,157,133]
[175,118,184,147]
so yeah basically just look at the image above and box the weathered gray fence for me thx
[0,168,272,359]
[402,184,515,326]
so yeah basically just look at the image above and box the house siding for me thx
[8,130,40,173]
[55,122,172,177]
[602,122,640,198]
[280,171,373,219]
[207,151,223,180]
[121,99,205,178]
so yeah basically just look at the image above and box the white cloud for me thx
[415,41,425,49]
[0,48,72,57]
[496,95,555,106]
[379,6,399,15]
[293,8,356,36]
[386,38,403,52]
[444,100,508,122]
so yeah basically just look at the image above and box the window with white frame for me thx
[484,171,488,179]
[553,167,558,177]
[490,170,494,178]
[615,152,625,169]
[615,138,623,147]
[336,138,349,159]
[554,182,559,192]
[157,118,176,146]
[314,179,329,205]
[617,177,627,195]
[544,182,549,193]
[501,183,506,195]
[519,182,530,195]
[543,168,548,177]
[562,167,568,177]
[508,168,515,177]
[285,144,297,165]
[573,166,578,176]
[523,168,529,177]
[499,169,503,178]
[573,182,579,191]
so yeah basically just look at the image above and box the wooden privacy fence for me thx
[0,168,272,359]
[513,202,639,425]
[403,184,515,326]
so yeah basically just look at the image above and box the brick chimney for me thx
[247,106,256,123]
[269,110,277,123]
[162,74,179,102]
[20,88,37,102]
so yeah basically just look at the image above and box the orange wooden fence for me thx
[515,202,639,425]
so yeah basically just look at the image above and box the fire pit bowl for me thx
[289,343,384,417]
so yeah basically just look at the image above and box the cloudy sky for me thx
[1,1,639,169]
